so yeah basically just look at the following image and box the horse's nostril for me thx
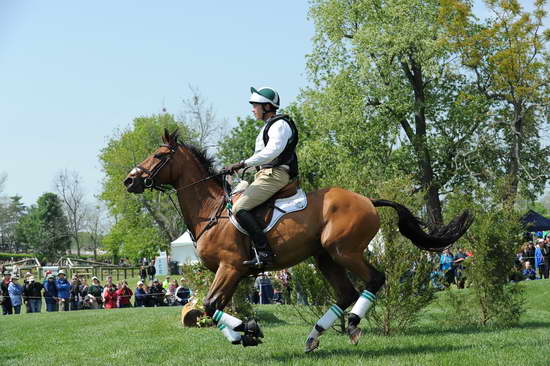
[123,177,134,187]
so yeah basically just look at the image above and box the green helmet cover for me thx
[249,86,280,108]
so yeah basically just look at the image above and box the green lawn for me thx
[1,280,549,366]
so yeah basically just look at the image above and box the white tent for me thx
[171,231,199,265]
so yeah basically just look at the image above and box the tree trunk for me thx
[504,109,523,205]
[140,197,174,242]
[402,57,444,228]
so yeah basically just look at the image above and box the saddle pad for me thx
[230,189,308,234]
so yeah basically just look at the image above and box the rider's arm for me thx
[243,120,292,168]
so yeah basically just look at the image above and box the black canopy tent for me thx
[520,210,550,232]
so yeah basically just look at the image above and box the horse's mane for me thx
[179,142,223,187]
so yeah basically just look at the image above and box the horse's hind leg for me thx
[304,251,359,353]
[329,250,385,345]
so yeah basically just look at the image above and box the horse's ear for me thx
[162,128,170,144]
[170,128,179,145]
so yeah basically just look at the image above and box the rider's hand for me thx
[222,161,245,174]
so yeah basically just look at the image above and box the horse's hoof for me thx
[244,319,264,338]
[347,326,362,345]
[304,337,319,353]
[241,334,262,347]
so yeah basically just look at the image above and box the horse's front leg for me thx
[204,264,263,347]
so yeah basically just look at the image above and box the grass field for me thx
[1,280,549,366]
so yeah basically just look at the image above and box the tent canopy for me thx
[521,210,550,232]
[170,231,199,264]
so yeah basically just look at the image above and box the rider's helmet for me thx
[249,87,280,109]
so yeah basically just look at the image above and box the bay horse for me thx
[124,129,473,351]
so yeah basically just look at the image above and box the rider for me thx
[224,86,299,267]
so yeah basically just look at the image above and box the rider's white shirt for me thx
[244,119,292,168]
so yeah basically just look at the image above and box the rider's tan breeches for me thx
[232,167,290,213]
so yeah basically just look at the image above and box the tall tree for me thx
[0,195,27,252]
[99,113,197,259]
[54,170,88,257]
[180,86,227,151]
[0,172,6,194]
[16,193,71,262]
[443,0,550,204]
[304,0,490,228]
[86,202,109,260]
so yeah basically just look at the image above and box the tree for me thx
[0,172,6,194]
[86,202,109,260]
[16,193,71,262]
[303,0,491,228]
[54,169,88,257]
[180,86,227,151]
[0,195,27,252]
[443,0,550,204]
[99,114,197,260]
[217,116,264,166]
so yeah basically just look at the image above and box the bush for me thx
[367,177,436,335]
[0,252,34,261]
[444,188,526,326]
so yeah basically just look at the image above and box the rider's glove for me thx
[222,161,245,174]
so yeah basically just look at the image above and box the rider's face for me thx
[251,103,265,120]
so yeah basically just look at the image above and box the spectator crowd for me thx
[432,236,550,289]
[0,269,192,315]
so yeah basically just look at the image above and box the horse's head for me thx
[124,128,180,194]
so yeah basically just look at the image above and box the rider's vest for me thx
[262,114,299,178]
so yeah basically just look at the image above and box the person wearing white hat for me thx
[223,86,299,268]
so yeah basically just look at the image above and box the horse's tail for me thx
[371,199,473,252]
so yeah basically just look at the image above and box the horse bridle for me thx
[131,142,234,243]
[135,143,177,191]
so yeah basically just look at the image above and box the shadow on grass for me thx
[255,309,288,325]
[270,343,474,362]
[401,320,550,336]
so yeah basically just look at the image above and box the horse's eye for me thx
[154,153,164,159]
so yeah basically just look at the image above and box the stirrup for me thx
[243,247,272,267]
[243,247,263,267]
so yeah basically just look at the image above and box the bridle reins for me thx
[132,142,233,243]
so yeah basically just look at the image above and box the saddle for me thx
[230,180,303,231]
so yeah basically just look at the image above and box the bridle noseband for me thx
[135,143,177,191]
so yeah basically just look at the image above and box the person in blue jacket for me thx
[56,270,71,311]
[8,275,23,314]
[134,281,147,307]
[43,274,59,312]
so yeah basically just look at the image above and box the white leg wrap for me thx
[213,310,243,330]
[307,304,343,340]
[218,324,241,343]
[350,290,376,318]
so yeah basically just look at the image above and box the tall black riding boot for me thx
[235,210,274,267]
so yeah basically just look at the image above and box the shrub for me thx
[0,252,33,261]
[367,177,436,335]
[444,187,526,326]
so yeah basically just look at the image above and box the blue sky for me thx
[0,1,547,206]
[0,1,314,205]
